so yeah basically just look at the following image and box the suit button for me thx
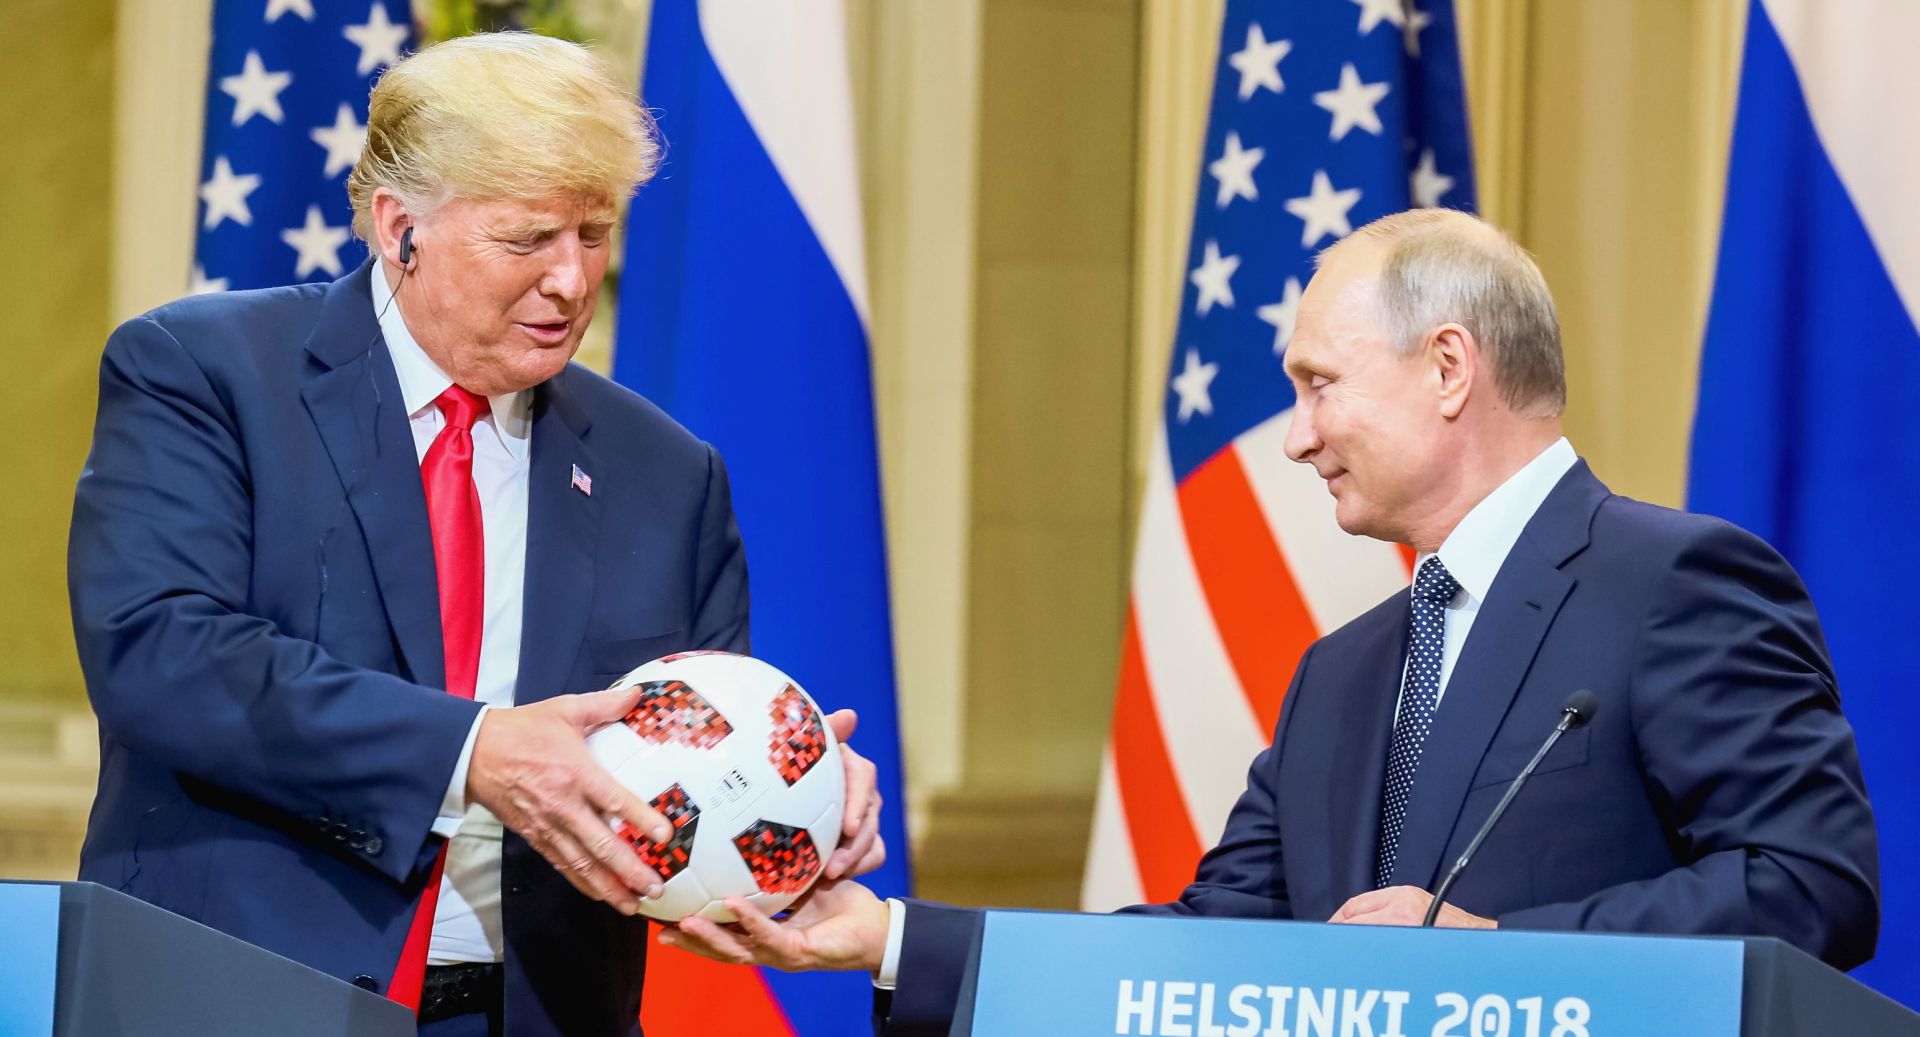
[363,835,383,855]
[352,974,380,992]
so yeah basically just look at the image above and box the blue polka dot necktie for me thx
[1376,556,1461,888]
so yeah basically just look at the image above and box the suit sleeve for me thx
[690,443,750,654]
[68,315,482,884]
[1497,522,1880,967]
[875,900,987,1037]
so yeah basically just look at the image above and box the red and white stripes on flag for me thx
[1083,417,1412,909]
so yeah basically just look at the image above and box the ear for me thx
[369,187,413,270]
[1429,322,1477,420]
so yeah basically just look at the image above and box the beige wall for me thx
[915,0,1144,908]
[0,0,115,708]
[1464,0,1746,507]
[0,0,115,878]
[847,1,985,831]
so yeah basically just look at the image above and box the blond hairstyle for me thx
[347,31,658,240]
[1318,209,1566,418]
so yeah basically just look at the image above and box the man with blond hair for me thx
[657,209,1881,1035]
[69,32,883,1036]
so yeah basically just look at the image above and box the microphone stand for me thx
[1421,691,1597,927]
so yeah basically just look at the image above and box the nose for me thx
[1284,398,1319,463]
[542,237,590,303]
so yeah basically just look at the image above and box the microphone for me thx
[1421,690,1598,927]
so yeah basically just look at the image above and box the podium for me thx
[0,881,414,1037]
[951,911,1920,1037]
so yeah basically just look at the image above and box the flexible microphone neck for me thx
[1421,690,1598,927]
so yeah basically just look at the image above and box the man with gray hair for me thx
[69,32,883,1036]
[657,209,1882,1036]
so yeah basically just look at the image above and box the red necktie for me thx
[390,385,488,1012]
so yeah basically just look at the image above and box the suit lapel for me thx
[514,371,602,706]
[300,264,446,689]
[1387,461,1606,891]
[1324,596,1412,899]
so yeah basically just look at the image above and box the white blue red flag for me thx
[612,2,910,1033]
[1081,0,1476,910]
[192,0,410,293]
[1690,0,1919,1005]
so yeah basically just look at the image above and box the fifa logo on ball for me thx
[718,767,754,804]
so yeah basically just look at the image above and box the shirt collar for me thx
[1414,437,1579,606]
[371,259,532,454]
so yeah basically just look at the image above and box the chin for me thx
[524,351,577,384]
[1332,502,1377,540]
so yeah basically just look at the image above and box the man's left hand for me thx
[1329,886,1496,929]
[824,709,885,879]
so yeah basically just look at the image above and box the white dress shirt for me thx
[874,437,1580,987]
[374,263,529,965]
[1396,436,1578,717]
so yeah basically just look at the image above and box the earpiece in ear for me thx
[398,226,415,266]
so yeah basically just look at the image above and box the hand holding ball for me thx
[584,652,844,922]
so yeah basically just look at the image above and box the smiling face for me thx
[1282,256,1451,545]
[386,191,615,396]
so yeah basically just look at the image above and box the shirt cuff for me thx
[873,897,907,990]
[432,705,490,839]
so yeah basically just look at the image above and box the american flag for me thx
[192,0,413,295]
[1082,0,1478,910]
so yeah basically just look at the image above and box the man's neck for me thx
[1402,425,1564,554]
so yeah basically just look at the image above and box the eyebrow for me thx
[493,221,562,240]
[492,216,617,241]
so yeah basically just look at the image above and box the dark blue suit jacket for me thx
[882,461,1880,1035]
[68,263,749,1036]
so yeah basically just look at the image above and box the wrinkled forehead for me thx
[436,189,621,232]
[1309,238,1387,300]
[1287,263,1385,371]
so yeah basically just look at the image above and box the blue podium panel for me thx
[965,912,1743,1037]
[0,883,59,1037]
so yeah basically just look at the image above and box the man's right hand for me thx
[661,878,891,973]
[467,685,670,915]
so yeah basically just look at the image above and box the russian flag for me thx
[1689,0,1920,1006]
[612,2,911,1033]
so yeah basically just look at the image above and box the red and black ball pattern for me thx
[766,684,827,786]
[732,820,822,894]
[621,679,733,750]
[656,650,732,664]
[614,783,700,882]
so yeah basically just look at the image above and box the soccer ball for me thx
[585,651,844,922]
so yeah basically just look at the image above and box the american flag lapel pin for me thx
[571,463,593,496]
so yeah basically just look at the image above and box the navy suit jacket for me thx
[881,461,1880,1036]
[68,263,749,1036]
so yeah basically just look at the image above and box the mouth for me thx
[516,320,573,346]
[1323,469,1346,494]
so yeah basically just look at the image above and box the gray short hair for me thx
[1318,209,1566,417]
